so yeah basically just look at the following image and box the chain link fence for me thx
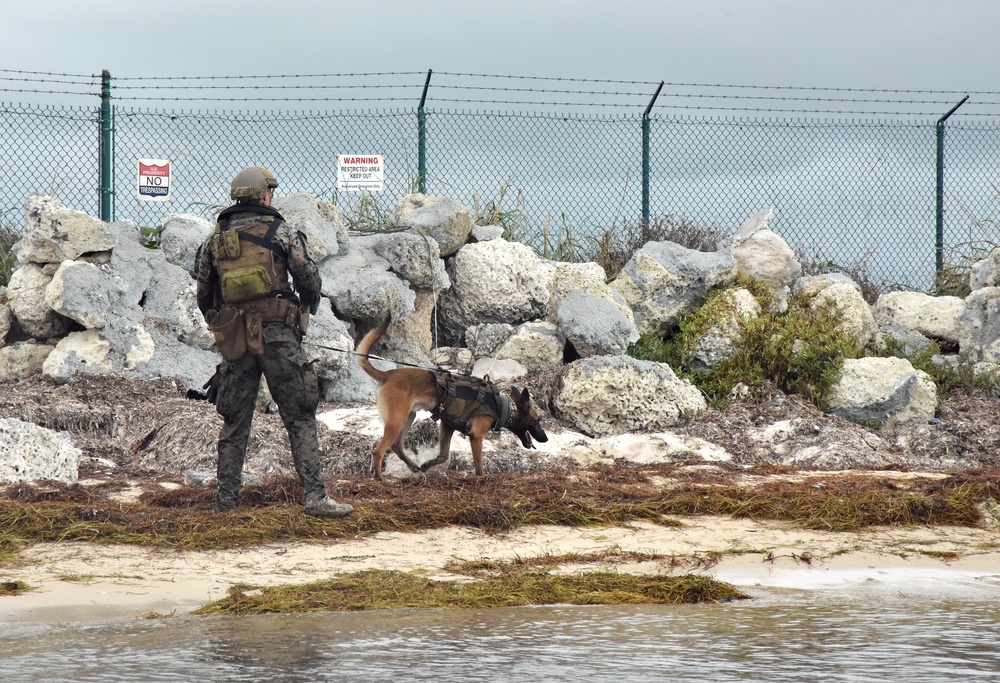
[650,116,938,288]
[1,103,99,220]
[3,99,999,290]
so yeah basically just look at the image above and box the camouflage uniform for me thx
[193,201,326,512]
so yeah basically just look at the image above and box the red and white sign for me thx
[136,159,172,202]
[337,154,385,192]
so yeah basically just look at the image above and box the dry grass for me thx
[194,568,749,616]
[0,580,32,596]
[1,467,998,557]
[446,548,684,576]
[594,215,727,279]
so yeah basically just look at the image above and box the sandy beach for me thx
[4,514,1000,625]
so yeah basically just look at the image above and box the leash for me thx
[301,339,484,381]
[303,339,432,371]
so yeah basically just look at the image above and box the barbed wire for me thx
[421,97,967,116]
[435,71,998,96]
[5,67,994,95]
[104,79,983,106]
[70,95,1000,117]
[110,71,425,81]
[0,88,101,97]
[111,83,422,91]
[0,75,100,87]
[4,67,999,115]
[0,68,98,79]
[112,95,420,103]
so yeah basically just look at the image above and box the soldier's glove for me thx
[203,363,223,404]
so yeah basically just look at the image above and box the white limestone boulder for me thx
[300,298,371,402]
[45,260,117,329]
[0,417,80,484]
[6,262,73,339]
[610,240,734,337]
[555,290,639,358]
[15,195,116,265]
[438,240,556,345]
[470,357,528,382]
[318,238,419,324]
[873,291,967,346]
[959,287,1000,363]
[825,356,937,430]
[272,192,346,262]
[173,284,215,350]
[970,247,1000,291]
[0,341,54,382]
[159,213,213,274]
[746,417,900,469]
[547,261,633,324]
[569,432,732,467]
[465,323,515,357]
[795,274,877,346]
[552,356,707,437]
[495,321,565,369]
[42,321,219,393]
[726,208,801,312]
[394,193,474,257]
[0,300,14,347]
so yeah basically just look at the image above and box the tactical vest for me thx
[209,213,290,304]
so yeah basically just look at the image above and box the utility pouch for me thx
[220,265,273,303]
[210,228,241,260]
[298,309,310,335]
[209,306,247,362]
[245,312,265,357]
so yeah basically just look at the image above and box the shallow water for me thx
[3,589,1000,683]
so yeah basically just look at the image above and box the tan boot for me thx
[303,491,353,518]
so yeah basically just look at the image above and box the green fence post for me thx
[417,69,433,194]
[935,95,969,281]
[98,69,115,222]
[642,81,663,224]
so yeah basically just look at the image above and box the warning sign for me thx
[136,159,172,202]
[337,155,385,192]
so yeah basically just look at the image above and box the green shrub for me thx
[931,238,996,298]
[0,219,18,288]
[629,280,865,409]
[139,225,164,249]
[331,191,395,233]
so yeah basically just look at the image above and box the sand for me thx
[3,515,1000,625]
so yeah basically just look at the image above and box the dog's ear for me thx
[513,387,531,408]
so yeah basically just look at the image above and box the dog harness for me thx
[430,370,512,435]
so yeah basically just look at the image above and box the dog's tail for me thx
[355,317,391,384]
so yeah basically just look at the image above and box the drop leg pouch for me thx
[209,306,248,362]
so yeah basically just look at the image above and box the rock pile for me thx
[3,194,999,483]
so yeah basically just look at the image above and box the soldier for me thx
[193,166,353,518]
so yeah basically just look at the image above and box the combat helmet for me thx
[230,166,278,201]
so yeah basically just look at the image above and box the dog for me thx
[355,318,548,480]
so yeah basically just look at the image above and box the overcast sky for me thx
[6,0,998,91]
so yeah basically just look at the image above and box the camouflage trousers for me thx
[213,323,323,510]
